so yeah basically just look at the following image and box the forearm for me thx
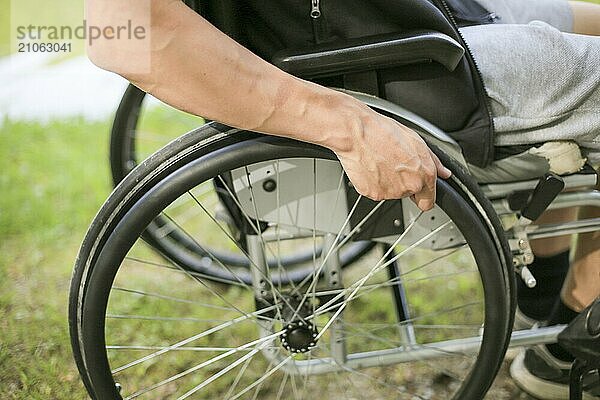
[87,0,364,152]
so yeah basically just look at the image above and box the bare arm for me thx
[87,0,450,210]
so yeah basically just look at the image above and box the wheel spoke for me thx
[288,195,367,320]
[311,159,318,333]
[112,306,278,374]
[125,331,282,398]
[106,314,229,323]
[215,174,309,321]
[225,356,293,400]
[111,287,236,312]
[307,212,425,321]
[186,190,298,289]
[273,159,299,294]
[313,217,450,321]
[315,219,451,341]
[106,345,280,352]
[124,256,247,287]
[223,351,255,400]
[159,211,283,324]
[274,370,289,400]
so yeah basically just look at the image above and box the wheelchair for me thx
[69,23,600,400]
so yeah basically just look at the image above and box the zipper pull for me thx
[487,12,499,23]
[311,0,321,19]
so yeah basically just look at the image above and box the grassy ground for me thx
[0,117,112,398]
[0,102,202,398]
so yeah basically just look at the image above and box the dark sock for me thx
[517,250,570,320]
[546,299,579,362]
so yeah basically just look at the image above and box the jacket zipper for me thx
[310,0,326,43]
[311,0,321,18]
[436,0,496,165]
[487,12,499,23]
[455,11,499,24]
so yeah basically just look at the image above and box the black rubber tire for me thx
[71,125,514,399]
[109,84,145,185]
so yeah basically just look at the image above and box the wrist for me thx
[252,74,371,154]
[316,91,371,155]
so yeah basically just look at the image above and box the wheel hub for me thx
[281,321,318,353]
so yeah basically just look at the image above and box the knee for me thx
[570,0,600,36]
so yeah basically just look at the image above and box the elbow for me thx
[86,35,155,85]
[86,41,153,87]
[86,40,136,78]
[85,0,116,72]
[86,42,116,72]
[84,0,153,79]
[86,39,140,81]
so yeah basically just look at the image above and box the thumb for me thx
[432,152,452,179]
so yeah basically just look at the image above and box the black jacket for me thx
[193,0,496,167]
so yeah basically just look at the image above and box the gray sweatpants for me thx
[461,0,600,165]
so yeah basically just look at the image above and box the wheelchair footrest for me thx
[521,173,565,222]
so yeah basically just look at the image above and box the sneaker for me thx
[510,345,600,399]
[514,306,543,331]
[506,308,542,360]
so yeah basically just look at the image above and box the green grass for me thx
[0,102,203,398]
[0,117,112,398]
[0,0,11,56]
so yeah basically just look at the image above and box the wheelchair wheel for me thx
[109,84,374,277]
[71,124,513,399]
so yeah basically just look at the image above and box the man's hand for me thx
[333,109,452,211]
